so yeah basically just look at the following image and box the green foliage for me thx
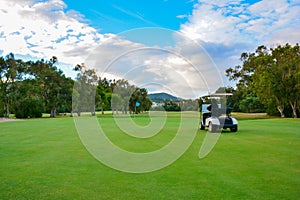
[129,87,152,113]
[14,97,44,118]
[30,58,72,117]
[163,100,181,111]
[96,78,110,114]
[0,53,25,117]
[238,94,265,113]
[227,43,300,117]
[0,54,74,118]
[0,91,3,117]
[0,54,151,118]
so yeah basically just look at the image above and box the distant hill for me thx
[148,92,181,103]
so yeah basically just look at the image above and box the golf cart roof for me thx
[201,93,233,98]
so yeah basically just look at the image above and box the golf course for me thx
[1,113,299,199]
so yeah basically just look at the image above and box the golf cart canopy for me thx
[200,93,233,115]
[201,93,233,98]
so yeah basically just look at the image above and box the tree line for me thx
[1,43,299,118]
[0,54,152,118]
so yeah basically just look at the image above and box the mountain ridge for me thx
[147,92,181,103]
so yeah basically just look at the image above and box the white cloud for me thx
[180,0,300,45]
[87,30,224,99]
[179,0,300,87]
[0,0,111,69]
[180,3,245,45]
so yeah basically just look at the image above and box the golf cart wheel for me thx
[200,123,205,130]
[230,125,238,132]
[208,122,218,133]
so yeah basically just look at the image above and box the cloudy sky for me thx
[0,0,299,98]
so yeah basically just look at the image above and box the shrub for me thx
[15,97,44,118]
[163,100,181,112]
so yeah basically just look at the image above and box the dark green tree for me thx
[163,100,181,112]
[0,53,25,117]
[28,57,69,117]
[226,43,300,117]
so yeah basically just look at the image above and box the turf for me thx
[1,114,300,199]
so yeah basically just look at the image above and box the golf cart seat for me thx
[226,107,232,115]
[202,112,211,123]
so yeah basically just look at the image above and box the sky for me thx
[0,0,299,98]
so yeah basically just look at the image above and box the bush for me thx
[15,97,44,118]
[238,94,265,113]
[163,101,181,112]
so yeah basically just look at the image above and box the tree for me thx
[238,94,265,113]
[57,77,74,114]
[0,53,154,118]
[73,64,98,116]
[96,78,110,114]
[0,53,24,117]
[137,88,152,112]
[113,79,135,114]
[111,93,123,114]
[129,88,152,113]
[12,78,44,118]
[226,44,300,117]
[270,44,300,118]
[225,53,265,114]
[29,57,68,117]
[163,100,181,111]
[253,44,300,117]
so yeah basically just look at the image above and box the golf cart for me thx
[199,93,238,132]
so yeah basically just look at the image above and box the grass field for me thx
[1,113,300,199]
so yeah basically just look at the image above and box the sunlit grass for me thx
[1,114,299,199]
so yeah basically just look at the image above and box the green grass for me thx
[1,113,300,199]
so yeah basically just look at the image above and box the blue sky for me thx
[63,0,195,33]
[0,0,299,97]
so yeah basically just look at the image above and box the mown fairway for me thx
[1,114,300,199]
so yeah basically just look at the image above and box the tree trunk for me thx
[5,104,10,118]
[277,106,285,118]
[290,101,298,118]
[50,107,56,117]
[3,94,10,118]
[91,105,95,116]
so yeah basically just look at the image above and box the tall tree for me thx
[0,53,24,117]
[112,79,135,114]
[29,57,68,117]
[73,63,98,116]
[271,44,300,118]
[96,78,110,114]
[226,44,300,117]
[129,88,152,113]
